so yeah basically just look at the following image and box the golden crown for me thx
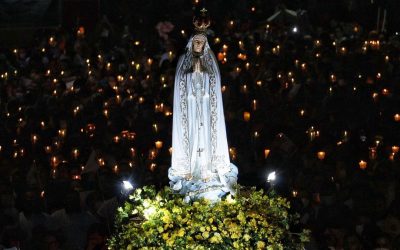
[193,8,210,34]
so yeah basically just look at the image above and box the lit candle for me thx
[308,126,316,141]
[392,146,399,154]
[58,129,66,138]
[152,123,158,133]
[113,165,119,173]
[372,92,379,102]
[150,163,157,172]
[359,160,367,170]
[31,134,38,144]
[113,136,120,143]
[254,131,259,138]
[77,26,85,37]
[155,141,163,149]
[72,175,81,180]
[149,149,157,160]
[264,148,270,159]
[243,112,251,122]
[252,99,257,111]
[51,169,57,179]
[330,74,337,82]
[51,156,58,168]
[97,158,105,166]
[229,147,236,160]
[394,114,400,122]
[292,190,298,197]
[130,148,136,157]
[389,153,395,161]
[317,151,326,160]
[369,147,377,160]
[72,148,79,159]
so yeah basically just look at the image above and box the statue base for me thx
[169,163,238,202]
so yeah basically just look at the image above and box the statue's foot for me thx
[185,174,193,181]
[202,177,210,182]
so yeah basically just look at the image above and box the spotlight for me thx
[267,171,276,183]
[292,26,298,33]
[122,180,133,191]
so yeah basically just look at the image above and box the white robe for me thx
[169,37,236,194]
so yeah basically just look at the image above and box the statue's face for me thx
[192,35,206,54]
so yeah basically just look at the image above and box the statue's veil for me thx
[170,36,231,179]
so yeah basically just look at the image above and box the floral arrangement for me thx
[108,186,309,249]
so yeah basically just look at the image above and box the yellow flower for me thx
[231,233,240,239]
[233,241,240,249]
[166,236,175,247]
[177,228,185,237]
[200,226,206,232]
[161,212,172,224]
[202,231,209,239]
[208,218,213,224]
[209,232,223,244]
[237,211,246,224]
[172,206,182,214]
[256,241,265,249]
[243,234,251,241]
[162,233,169,240]
[157,226,164,233]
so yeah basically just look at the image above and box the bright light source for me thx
[267,171,276,183]
[123,180,133,191]
[292,26,298,33]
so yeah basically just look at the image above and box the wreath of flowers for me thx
[108,186,309,249]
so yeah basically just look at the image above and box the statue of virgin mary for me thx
[168,9,238,202]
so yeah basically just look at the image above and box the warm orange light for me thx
[264,149,271,159]
[317,151,326,160]
[359,160,367,170]
[369,147,377,160]
[243,112,251,122]
[155,141,163,149]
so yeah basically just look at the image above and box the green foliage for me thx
[108,186,310,249]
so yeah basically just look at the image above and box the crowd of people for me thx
[0,1,400,249]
